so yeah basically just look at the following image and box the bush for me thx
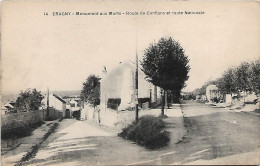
[118,115,170,149]
[1,121,44,139]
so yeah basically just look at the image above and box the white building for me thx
[206,84,220,103]
[100,61,160,112]
[97,61,161,127]
[48,94,66,117]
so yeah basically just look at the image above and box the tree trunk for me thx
[161,90,165,116]
[243,90,246,105]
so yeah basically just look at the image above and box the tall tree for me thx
[248,60,260,94]
[15,88,44,112]
[217,68,237,96]
[80,75,100,107]
[234,62,250,103]
[234,62,250,92]
[141,37,190,115]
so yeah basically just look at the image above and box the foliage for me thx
[217,68,237,95]
[181,93,196,100]
[15,89,44,112]
[142,37,190,91]
[248,60,260,94]
[118,115,170,149]
[216,60,260,95]
[107,98,121,105]
[2,121,44,139]
[234,62,250,91]
[196,59,260,102]
[80,74,100,107]
[141,37,190,112]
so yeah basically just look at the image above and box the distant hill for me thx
[1,92,19,103]
[1,90,81,103]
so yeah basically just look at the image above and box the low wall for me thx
[1,110,44,135]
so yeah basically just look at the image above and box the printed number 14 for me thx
[44,12,48,16]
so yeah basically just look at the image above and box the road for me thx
[171,101,260,164]
[24,101,260,165]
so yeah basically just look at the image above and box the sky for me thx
[1,1,260,94]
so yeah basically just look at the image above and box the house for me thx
[95,61,162,126]
[100,61,160,112]
[1,101,15,114]
[48,94,66,117]
[65,98,81,118]
[206,84,220,103]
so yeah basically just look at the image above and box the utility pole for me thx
[135,53,139,121]
[47,87,49,120]
[135,20,139,121]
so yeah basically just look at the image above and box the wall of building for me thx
[100,61,156,111]
[48,95,66,117]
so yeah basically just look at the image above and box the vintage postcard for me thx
[1,0,260,165]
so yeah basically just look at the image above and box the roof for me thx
[4,103,14,109]
[53,94,66,104]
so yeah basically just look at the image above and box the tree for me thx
[234,62,251,103]
[141,37,190,115]
[234,62,250,92]
[217,68,237,96]
[80,74,100,107]
[248,60,260,94]
[15,88,44,112]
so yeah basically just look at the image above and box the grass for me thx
[118,115,170,149]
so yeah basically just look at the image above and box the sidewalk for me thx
[1,120,59,166]
[23,108,187,165]
[139,104,183,118]
[101,104,185,145]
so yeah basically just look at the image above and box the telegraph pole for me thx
[47,87,49,120]
[135,20,139,121]
[135,53,139,121]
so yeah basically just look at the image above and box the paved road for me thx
[172,101,260,165]
[24,101,260,165]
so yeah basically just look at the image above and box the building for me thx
[1,101,15,114]
[96,61,161,126]
[206,84,220,103]
[48,94,66,117]
[65,98,81,118]
[100,61,160,112]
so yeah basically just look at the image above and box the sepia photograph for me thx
[1,0,260,165]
